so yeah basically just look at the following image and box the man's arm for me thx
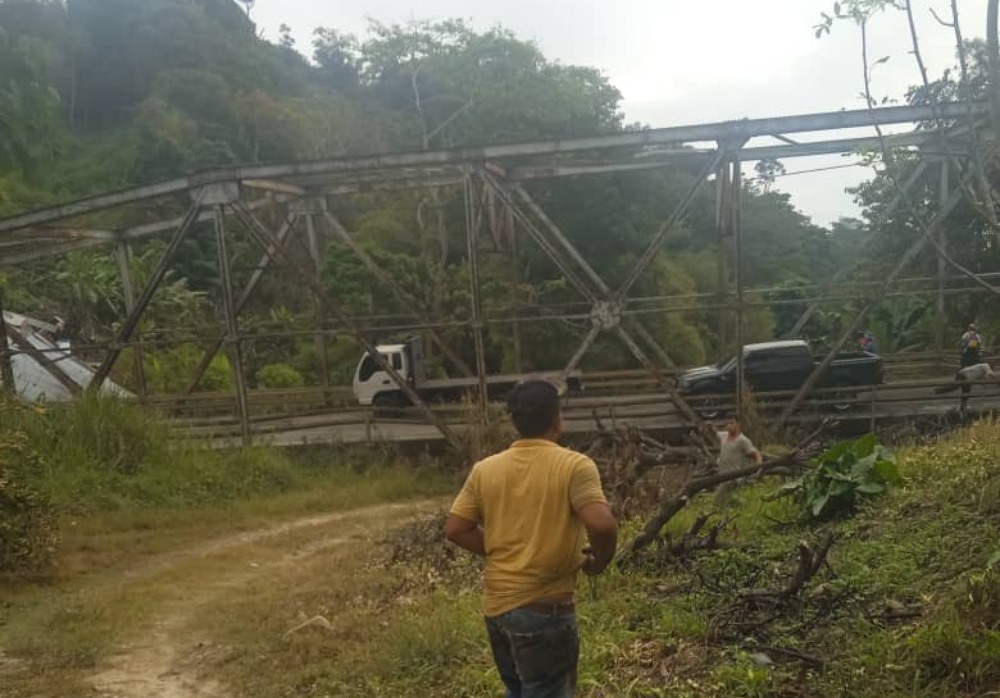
[444,514,486,556]
[576,502,617,575]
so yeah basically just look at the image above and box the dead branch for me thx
[752,644,825,669]
[655,512,736,563]
[777,531,835,601]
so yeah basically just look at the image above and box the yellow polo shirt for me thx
[449,439,608,617]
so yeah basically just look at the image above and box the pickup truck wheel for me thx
[829,386,855,412]
[695,395,725,420]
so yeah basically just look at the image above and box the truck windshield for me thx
[716,357,736,373]
[358,353,402,382]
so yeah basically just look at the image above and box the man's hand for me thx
[580,547,602,576]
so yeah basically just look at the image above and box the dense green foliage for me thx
[0,392,444,518]
[778,432,901,519]
[0,0,867,390]
[0,401,56,575]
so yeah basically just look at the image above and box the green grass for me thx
[9,394,1000,697]
[225,419,1000,698]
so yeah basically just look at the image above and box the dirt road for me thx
[52,499,444,698]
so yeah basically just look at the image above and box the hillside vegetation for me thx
[1,0,874,391]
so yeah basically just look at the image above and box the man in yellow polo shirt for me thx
[445,379,618,698]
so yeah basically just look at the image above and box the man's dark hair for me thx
[506,379,561,438]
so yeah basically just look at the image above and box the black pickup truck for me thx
[675,340,884,418]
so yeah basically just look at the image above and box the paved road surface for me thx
[184,381,1000,448]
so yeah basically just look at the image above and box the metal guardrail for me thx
[143,351,997,425]
[168,376,1000,445]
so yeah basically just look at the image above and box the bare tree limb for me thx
[624,425,826,557]
[861,19,1000,297]
[929,7,953,28]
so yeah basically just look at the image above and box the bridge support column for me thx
[183,213,298,395]
[206,184,252,447]
[295,198,332,399]
[465,171,489,431]
[934,160,949,365]
[115,237,147,399]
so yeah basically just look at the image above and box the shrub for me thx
[0,401,57,575]
[32,391,170,476]
[256,363,304,389]
[144,344,233,393]
[778,433,901,520]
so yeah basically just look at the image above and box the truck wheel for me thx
[696,396,725,420]
[373,393,407,413]
[829,386,855,412]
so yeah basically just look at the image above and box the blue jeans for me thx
[484,607,579,698]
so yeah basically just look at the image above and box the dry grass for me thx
[0,466,455,698]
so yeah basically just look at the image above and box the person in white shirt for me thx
[935,362,996,413]
[714,419,762,513]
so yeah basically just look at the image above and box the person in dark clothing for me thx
[961,324,983,368]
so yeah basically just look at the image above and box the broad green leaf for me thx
[874,459,901,485]
[851,433,877,458]
[817,442,851,465]
[856,481,885,494]
[812,492,831,518]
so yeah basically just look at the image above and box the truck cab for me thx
[353,341,425,406]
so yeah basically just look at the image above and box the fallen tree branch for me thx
[624,421,830,557]
[752,644,825,669]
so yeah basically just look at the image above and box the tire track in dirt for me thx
[89,499,444,698]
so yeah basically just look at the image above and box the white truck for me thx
[352,338,582,407]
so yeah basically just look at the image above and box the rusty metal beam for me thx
[0,197,279,266]
[242,179,307,196]
[511,183,676,368]
[322,211,475,377]
[464,173,489,421]
[183,214,297,395]
[0,102,986,234]
[92,194,206,389]
[617,151,726,301]
[213,205,252,446]
[115,238,147,398]
[5,323,81,396]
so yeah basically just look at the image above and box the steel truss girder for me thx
[229,201,463,451]
[322,211,474,378]
[0,101,987,239]
[479,172,654,374]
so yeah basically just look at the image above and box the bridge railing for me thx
[167,376,1000,446]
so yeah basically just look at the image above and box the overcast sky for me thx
[252,0,988,228]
